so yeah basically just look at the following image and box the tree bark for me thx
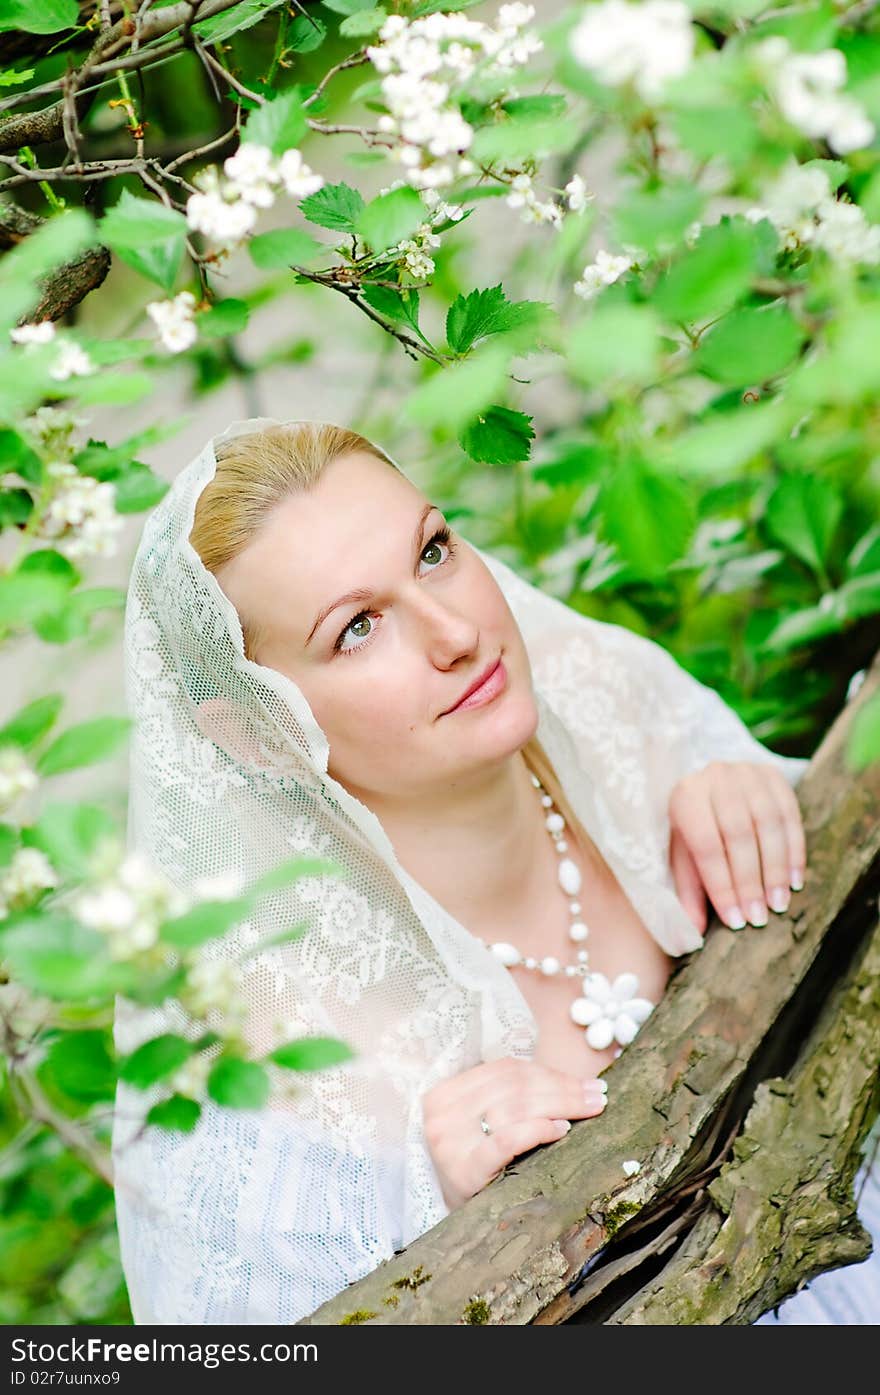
[298,650,880,1325]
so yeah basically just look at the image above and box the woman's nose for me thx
[405,585,479,660]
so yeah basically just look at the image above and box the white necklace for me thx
[475,769,655,1053]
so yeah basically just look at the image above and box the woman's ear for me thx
[193,696,273,768]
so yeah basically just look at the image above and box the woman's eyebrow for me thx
[304,501,439,648]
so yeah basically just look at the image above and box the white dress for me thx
[115,500,876,1325]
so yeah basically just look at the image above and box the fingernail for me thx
[584,1086,607,1110]
[790,869,804,892]
[725,905,746,929]
[747,900,768,927]
[768,886,790,913]
[553,1119,571,1134]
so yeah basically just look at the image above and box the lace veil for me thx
[112,416,809,1324]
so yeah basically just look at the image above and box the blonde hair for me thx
[188,421,596,870]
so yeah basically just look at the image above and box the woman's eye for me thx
[333,526,456,656]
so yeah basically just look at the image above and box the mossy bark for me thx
[299,652,880,1325]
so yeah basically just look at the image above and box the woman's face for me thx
[216,450,539,803]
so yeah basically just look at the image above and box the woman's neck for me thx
[367,748,554,931]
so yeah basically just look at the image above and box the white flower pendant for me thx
[569,970,654,1050]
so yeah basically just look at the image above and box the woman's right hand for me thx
[421,1057,608,1211]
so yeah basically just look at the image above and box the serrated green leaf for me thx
[120,1034,194,1089]
[339,6,387,35]
[654,220,760,323]
[361,285,429,344]
[249,227,324,269]
[471,115,580,164]
[0,427,43,483]
[36,717,132,777]
[446,284,550,355]
[110,464,169,514]
[243,89,309,155]
[41,1030,116,1102]
[147,1095,201,1132]
[567,304,660,386]
[0,0,77,35]
[208,1058,269,1109]
[613,183,704,255]
[246,855,345,899]
[99,192,187,291]
[23,801,117,882]
[0,913,124,1000]
[269,1036,355,1071]
[405,342,511,434]
[600,457,696,580]
[0,694,64,751]
[846,691,880,771]
[356,185,425,253]
[194,0,284,43]
[697,304,804,386]
[289,13,327,50]
[160,896,254,949]
[459,406,535,464]
[196,299,250,339]
[299,181,365,231]
[764,473,842,575]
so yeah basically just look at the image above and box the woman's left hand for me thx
[667,761,807,934]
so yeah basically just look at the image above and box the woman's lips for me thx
[443,658,507,715]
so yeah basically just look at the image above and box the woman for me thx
[113,417,868,1323]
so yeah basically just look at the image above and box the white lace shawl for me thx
[112,419,810,1325]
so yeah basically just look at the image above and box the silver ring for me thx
[479,1113,493,1136]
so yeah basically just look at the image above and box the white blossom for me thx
[569,0,694,102]
[812,197,880,264]
[746,160,880,264]
[224,142,278,207]
[0,846,57,919]
[0,746,38,816]
[146,290,198,354]
[276,148,324,200]
[48,340,94,382]
[70,848,188,960]
[622,1159,642,1176]
[564,173,592,212]
[505,170,564,228]
[757,37,875,155]
[571,971,654,1050]
[10,320,56,346]
[184,956,247,1029]
[573,248,635,300]
[37,461,124,561]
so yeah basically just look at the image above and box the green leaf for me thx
[110,464,169,514]
[764,473,843,575]
[160,897,254,949]
[654,397,797,476]
[446,284,550,355]
[788,304,880,406]
[246,854,345,899]
[0,487,33,528]
[696,304,804,386]
[0,572,71,627]
[654,220,761,324]
[356,185,425,254]
[470,115,581,164]
[0,427,43,484]
[268,1036,355,1071]
[323,0,375,12]
[243,89,308,155]
[0,913,123,1000]
[0,694,64,751]
[73,371,154,406]
[339,6,387,35]
[671,106,759,164]
[0,0,77,34]
[600,457,696,580]
[761,604,844,653]
[0,211,95,333]
[613,183,704,255]
[839,572,880,621]
[196,299,250,339]
[23,802,116,882]
[361,285,429,344]
[41,1030,116,1102]
[299,181,365,231]
[146,1095,201,1132]
[208,1058,270,1110]
[194,0,284,43]
[405,342,511,434]
[459,406,535,465]
[99,192,187,292]
[36,717,132,777]
[567,304,660,386]
[289,13,327,50]
[120,1034,194,1089]
[249,227,324,269]
[847,692,880,771]
[846,525,880,579]
[0,822,17,870]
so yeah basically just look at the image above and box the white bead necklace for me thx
[475,769,655,1053]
